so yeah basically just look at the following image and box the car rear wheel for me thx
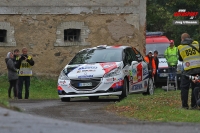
[143,77,154,95]
[119,78,128,100]
[89,96,99,101]
[147,77,154,95]
[61,97,70,102]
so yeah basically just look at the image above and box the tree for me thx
[147,0,200,45]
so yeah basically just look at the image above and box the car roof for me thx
[146,36,170,44]
[79,45,133,52]
[146,31,170,44]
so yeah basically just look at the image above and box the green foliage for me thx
[147,0,200,45]
[107,89,200,123]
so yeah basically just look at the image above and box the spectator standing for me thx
[178,33,200,109]
[164,40,179,80]
[153,50,159,87]
[13,49,20,68]
[144,51,156,78]
[5,52,18,99]
[16,47,34,99]
[13,49,20,95]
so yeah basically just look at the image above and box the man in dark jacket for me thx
[178,33,200,109]
[16,47,34,99]
[153,50,159,87]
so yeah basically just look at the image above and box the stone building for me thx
[0,0,146,77]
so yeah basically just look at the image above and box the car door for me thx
[128,47,149,92]
[133,47,149,91]
[123,48,141,92]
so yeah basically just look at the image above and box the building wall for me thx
[0,0,146,77]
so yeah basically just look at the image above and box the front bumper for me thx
[57,76,124,98]
[58,91,122,98]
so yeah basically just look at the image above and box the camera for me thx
[20,54,28,60]
[189,75,200,80]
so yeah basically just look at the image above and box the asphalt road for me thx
[3,97,200,133]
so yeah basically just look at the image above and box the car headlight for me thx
[58,69,70,80]
[104,67,121,78]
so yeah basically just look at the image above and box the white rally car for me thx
[57,45,154,102]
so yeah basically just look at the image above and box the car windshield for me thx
[146,43,169,57]
[68,48,122,64]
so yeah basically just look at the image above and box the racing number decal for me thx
[137,63,142,82]
[185,48,196,56]
[132,63,143,84]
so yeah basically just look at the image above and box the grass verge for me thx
[0,74,59,108]
[107,88,200,123]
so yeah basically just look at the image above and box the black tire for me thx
[61,97,70,102]
[177,80,181,90]
[147,77,154,95]
[89,96,99,101]
[119,78,128,100]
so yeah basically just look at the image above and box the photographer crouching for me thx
[191,75,200,108]
[178,33,200,109]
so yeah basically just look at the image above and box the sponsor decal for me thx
[143,68,148,76]
[132,67,142,82]
[132,69,137,74]
[59,80,66,84]
[106,78,113,82]
[118,78,123,81]
[174,9,198,19]
[100,62,117,74]
[173,9,199,25]
[132,84,142,90]
[185,62,190,67]
[111,80,124,90]
[106,77,116,82]
[57,86,63,94]
[78,75,93,78]
[78,66,97,70]
[82,70,96,72]
[129,70,132,76]
[57,86,63,90]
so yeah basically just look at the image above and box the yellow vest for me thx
[178,41,200,70]
[18,56,33,76]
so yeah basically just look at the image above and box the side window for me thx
[131,47,144,62]
[123,49,131,65]
[127,48,137,61]
[124,48,135,65]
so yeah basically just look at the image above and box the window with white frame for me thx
[0,22,16,46]
[54,21,90,46]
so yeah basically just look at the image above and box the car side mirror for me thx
[131,61,138,66]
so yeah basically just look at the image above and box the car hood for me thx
[66,62,121,79]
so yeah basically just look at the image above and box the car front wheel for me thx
[119,78,128,100]
[89,96,99,101]
[61,97,70,102]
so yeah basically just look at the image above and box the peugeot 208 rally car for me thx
[57,45,154,102]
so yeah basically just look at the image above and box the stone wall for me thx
[0,0,146,77]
